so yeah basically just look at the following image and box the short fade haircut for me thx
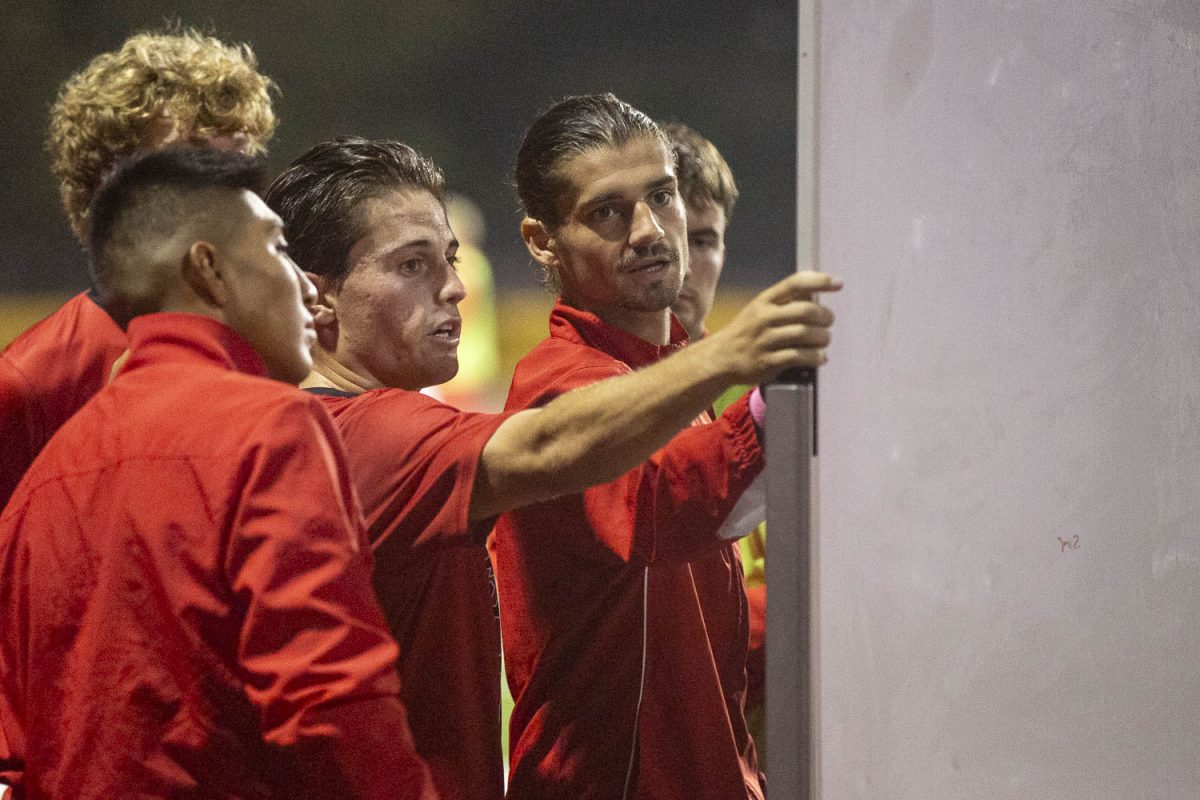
[515,93,673,231]
[49,27,277,242]
[265,136,446,289]
[661,122,739,220]
[88,146,268,327]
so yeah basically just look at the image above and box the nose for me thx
[629,200,665,250]
[293,262,317,308]
[440,260,467,306]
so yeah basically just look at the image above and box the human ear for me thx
[521,217,558,269]
[182,240,228,308]
[305,271,339,330]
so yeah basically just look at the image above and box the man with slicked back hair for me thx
[492,93,840,799]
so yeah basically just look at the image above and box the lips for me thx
[621,244,681,276]
[624,256,672,275]
[430,318,462,340]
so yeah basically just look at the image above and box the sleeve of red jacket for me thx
[341,391,513,548]
[0,360,25,790]
[523,362,764,564]
[0,717,19,795]
[0,357,35,509]
[224,396,436,800]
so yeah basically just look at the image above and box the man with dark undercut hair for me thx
[0,148,433,800]
[0,36,274,788]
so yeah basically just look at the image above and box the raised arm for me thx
[469,271,840,520]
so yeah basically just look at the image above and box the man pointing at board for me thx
[490,93,841,800]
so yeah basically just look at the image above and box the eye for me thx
[650,188,675,207]
[690,235,716,251]
[447,254,461,270]
[399,258,424,275]
[590,205,617,222]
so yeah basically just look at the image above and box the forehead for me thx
[684,199,726,234]
[242,191,281,226]
[556,136,676,209]
[218,190,280,241]
[348,188,452,260]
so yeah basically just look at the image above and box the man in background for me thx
[0,147,433,799]
[664,119,767,764]
[435,194,504,411]
[0,28,276,507]
[663,121,737,344]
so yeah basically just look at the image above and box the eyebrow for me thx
[581,175,677,210]
[375,237,460,259]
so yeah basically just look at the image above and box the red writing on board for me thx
[1058,535,1080,553]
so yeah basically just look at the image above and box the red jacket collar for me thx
[125,313,269,378]
[548,301,690,368]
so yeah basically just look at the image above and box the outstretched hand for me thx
[700,271,842,386]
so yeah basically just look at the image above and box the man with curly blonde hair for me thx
[0,29,277,514]
[1,35,276,795]
[49,29,276,243]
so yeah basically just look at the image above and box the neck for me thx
[299,346,379,394]
[569,300,672,345]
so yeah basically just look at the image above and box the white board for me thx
[816,2,1200,797]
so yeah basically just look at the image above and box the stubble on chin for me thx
[622,281,682,313]
[616,248,685,312]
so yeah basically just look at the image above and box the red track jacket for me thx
[0,313,433,800]
[491,303,765,800]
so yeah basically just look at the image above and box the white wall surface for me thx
[816,1,1200,797]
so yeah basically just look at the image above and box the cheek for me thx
[706,257,725,288]
[690,254,721,287]
[368,294,425,349]
[558,232,611,272]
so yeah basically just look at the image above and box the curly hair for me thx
[48,28,278,242]
[660,121,739,220]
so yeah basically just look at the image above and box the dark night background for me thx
[0,1,796,298]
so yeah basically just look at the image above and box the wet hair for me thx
[48,27,277,242]
[264,136,446,289]
[661,121,739,220]
[88,146,268,326]
[514,93,672,231]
